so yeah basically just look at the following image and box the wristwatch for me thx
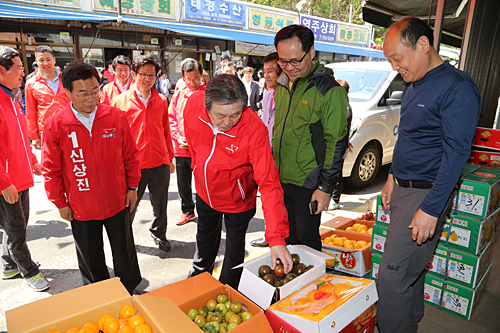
[128,187,139,191]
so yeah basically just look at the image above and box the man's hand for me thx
[33,163,42,176]
[59,206,73,221]
[270,245,293,274]
[32,139,41,150]
[126,190,138,213]
[1,185,19,204]
[177,136,188,149]
[381,174,395,210]
[170,163,175,173]
[311,189,330,214]
[409,209,439,245]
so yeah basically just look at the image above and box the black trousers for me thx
[130,164,170,241]
[190,195,255,289]
[0,189,39,278]
[71,209,142,293]
[281,183,322,251]
[175,157,195,215]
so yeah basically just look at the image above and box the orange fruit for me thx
[81,321,99,333]
[64,328,80,333]
[102,317,120,333]
[295,298,309,305]
[117,326,134,333]
[118,319,127,328]
[134,324,152,333]
[119,304,136,321]
[334,283,351,296]
[78,329,96,333]
[318,282,332,293]
[47,331,63,333]
[127,315,145,331]
[306,290,320,302]
[98,314,115,330]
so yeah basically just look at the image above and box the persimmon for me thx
[119,304,136,321]
[81,321,99,333]
[63,328,79,333]
[78,328,95,333]
[98,313,115,330]
[135,324,152,333]
[117,326,134,333]
[127,314,145,330]
[102,317,120,333]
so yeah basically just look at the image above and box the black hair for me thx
[112,55,131,70]
[221,53,230,61]
[274,25,314,52]
[132,55,160,74]
[391,17,434,49]
[205,74,247,111]
[0,46,20,70]
[34,45,54,56]
[263,52,282,75]
[236,66,244,72]
[62,61,100,92]
[106,59,113,67]
[181,58,203,76]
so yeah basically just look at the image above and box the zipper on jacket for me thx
[203,134,217,207]
[237,179,246,201]
[11,98,33,181]
[277,82,297,174]
[5,157,8,173]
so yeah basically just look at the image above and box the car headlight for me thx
[349,116,362,140]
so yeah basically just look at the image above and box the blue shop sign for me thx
[185,0,246,28]
[300,15,337,42]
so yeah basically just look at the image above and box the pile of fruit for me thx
[258,253,313,287]
[185,293,253,332]
[47,305,151,333]
[356,211,375,221]
[345,223,373,234]
[322,234,371,250]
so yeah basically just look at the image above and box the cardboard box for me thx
[320,229,372,277]
[472,127,500,151]
[5,278,199,333]
[266,274,378,333]
[425,241,493,289]
[423,263,491,320]
[439,210,498,255]
[468,150,500,168]
[461,163,481,177]
[321,216,355,229]
[146,272,273,332]
[370,253,382,281]
[452,167,500,219]
[375,196,390,225]
[236,245,331,309]
[370,224,387,255]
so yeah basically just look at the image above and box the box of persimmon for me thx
[266,274,378,333]
[235,245,332,310]
[320,229,372,277]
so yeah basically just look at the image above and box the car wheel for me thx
[346,145,381,188]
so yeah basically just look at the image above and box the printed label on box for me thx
[442,292,469,317]
[450,227,471,247]
[373,234,385,252]
[458,193,485,216]
[424,284,442,305]
[447,261,474,284]
[372,262,379,280]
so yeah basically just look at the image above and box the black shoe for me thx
[152,236,171,252]
[250,237,269,247]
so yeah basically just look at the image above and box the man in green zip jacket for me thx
[273,25,348,251]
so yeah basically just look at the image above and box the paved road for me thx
[0,148,388,331]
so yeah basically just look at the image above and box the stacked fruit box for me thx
[370,163,498,320]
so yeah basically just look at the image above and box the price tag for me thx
[442,292,469,316]
[447,261,474,284]
[457,193,485,216]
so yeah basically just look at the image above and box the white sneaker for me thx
[26,273,50,292]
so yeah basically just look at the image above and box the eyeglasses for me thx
[8,65,24,72]
[277,47,311,68]
[136,72,156,79]
[74,89,99,99]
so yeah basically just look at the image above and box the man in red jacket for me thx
[184,74,292,288]
[100,55,132,105]
[168,58,205,226]
[111,56,175,252]
[42,61,142,293]
[25,45,70,149]
[0,46,49,291]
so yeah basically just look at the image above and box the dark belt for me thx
[394,177,433,189]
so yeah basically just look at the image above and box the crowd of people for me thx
[0,18,480,332]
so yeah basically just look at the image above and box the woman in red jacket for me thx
[184,74,292,288]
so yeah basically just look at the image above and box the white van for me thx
[326,61,405,188]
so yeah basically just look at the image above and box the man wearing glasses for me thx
[111,56,175,252]
[42,61,142,293]
[273,25,348,251]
